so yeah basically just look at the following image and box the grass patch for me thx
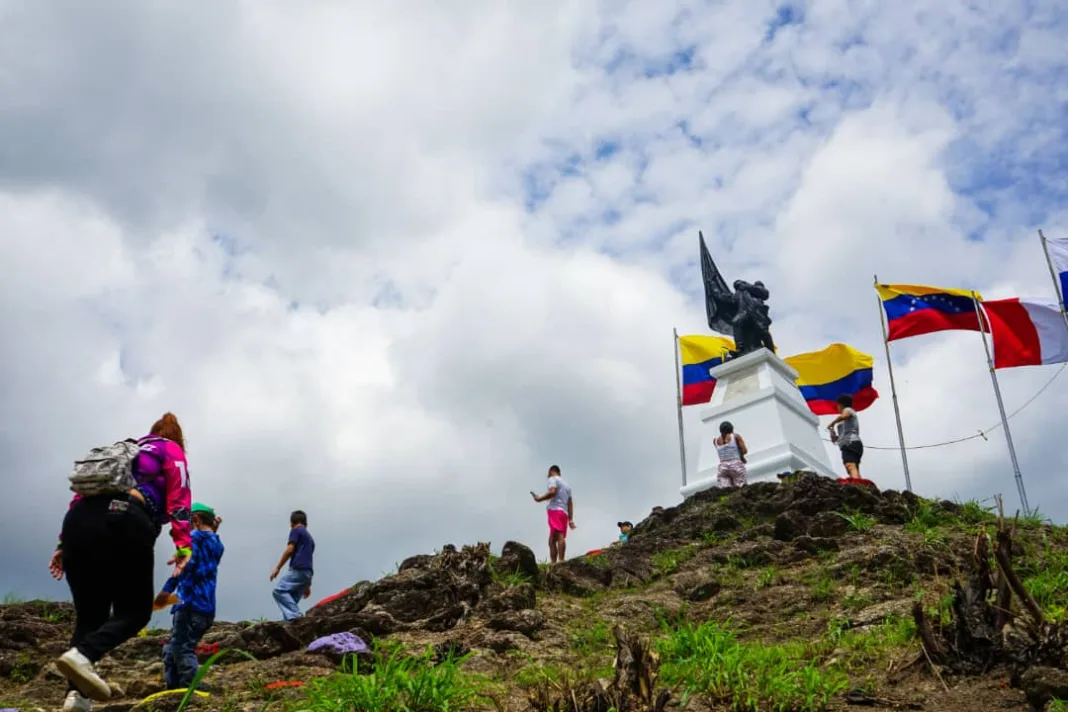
[829,615,917,673]
[841,593,873,612]
[568,617,614,656]
[1,592,24,605]
[809,571,837,603]
[295,640,490,712]
[956,499,996,525]
[904,501,955,534]
[833,511,876,533]
[651,545,697,577]
[1019,550,1068,622]
[756,566,779,590]
[658,621,848,711]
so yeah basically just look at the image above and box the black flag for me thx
[699,231,734,336]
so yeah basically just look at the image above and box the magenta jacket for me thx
[60,435,193,555]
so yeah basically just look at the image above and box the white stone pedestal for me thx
[681,348,836,498]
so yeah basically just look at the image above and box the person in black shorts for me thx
[827,394,863,479]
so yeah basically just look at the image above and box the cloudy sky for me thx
[2,0,1067,622]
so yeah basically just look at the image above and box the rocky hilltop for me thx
[3,473,1068,711]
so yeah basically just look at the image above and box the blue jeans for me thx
[162,608,213,690]
[273,568,312,621]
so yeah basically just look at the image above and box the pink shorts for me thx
[547,509,569,537]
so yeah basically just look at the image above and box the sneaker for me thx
[56,648,111,702]
[62,690,92,712]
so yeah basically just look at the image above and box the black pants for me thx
[62,494,156,667]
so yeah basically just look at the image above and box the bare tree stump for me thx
[527,626,669,712]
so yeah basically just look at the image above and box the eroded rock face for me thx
[673,572,722,602]
[543,560,613,597]
[487,609,546,638]
[481,584,537,614]
[496,541,540,583]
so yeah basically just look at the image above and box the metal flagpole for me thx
[1038,229,1068,334]
[970,291,1031,514]
[673,328,688,488]
[874,276,913,492]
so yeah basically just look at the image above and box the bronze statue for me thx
[699,231,775,357]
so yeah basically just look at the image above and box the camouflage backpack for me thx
[69,439,145,496]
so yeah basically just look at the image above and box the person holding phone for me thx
[530,465,575,564]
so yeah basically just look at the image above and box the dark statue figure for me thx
[699,231,775,358]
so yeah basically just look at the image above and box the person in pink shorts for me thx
[530,465,575,564]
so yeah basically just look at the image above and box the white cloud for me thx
[2,0,1067,622]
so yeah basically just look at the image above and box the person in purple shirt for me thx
[269,510,315,621]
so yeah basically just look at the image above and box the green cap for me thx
[191,502,216,518]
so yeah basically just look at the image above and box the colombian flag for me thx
[876,284,983,341]
[678,335,735,406]
[784,344,878,416]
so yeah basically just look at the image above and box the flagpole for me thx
[970,292,1031,514]
[874,275,913,492]
[1038,229,1068,334]
[673,328,688,488]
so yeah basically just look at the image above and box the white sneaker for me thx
[56,648,111,702]
[62,690,92,712]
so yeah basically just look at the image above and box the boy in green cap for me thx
[156,502,224,690]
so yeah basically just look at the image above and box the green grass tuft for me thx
[658,621,848,711]
[291,640,489,712]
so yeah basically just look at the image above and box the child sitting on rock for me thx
[157,502,224,691]
[616,521,633,544]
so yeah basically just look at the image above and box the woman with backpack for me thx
[48,413,193,712]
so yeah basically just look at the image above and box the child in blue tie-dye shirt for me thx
[156,503,224,691]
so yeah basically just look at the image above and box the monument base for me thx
[681,348,837,498]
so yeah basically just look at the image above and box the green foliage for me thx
[658,622,848,711]
[8,652,36,684]
[832,511,876,533]
[810,571,837,603]
[1,592,24,605]
[174,648,257,711]
[831,616,917,673]
[568,618,614,656]
[841,592,873,612]
[1049,699,1067,712]
[956,499,996,525]
[292,641,489,712]
[904,500,955,534]
[651,545,697,576]
[1019,550,1068,622]
[1019,509,1051,528]
[756,566,779,590]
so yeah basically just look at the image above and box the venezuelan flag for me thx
[876,284,983,341]
[784,343,878,416]
[678,335,735,406]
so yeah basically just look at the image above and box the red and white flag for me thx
[982,298,1068,369]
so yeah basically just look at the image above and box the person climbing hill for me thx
[49,413,192,712]
[530,465,575,564]
[270,510,315,621]
[714,421,748,488]
[157,502,224,692]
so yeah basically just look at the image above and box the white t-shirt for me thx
[546,476,571,512]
